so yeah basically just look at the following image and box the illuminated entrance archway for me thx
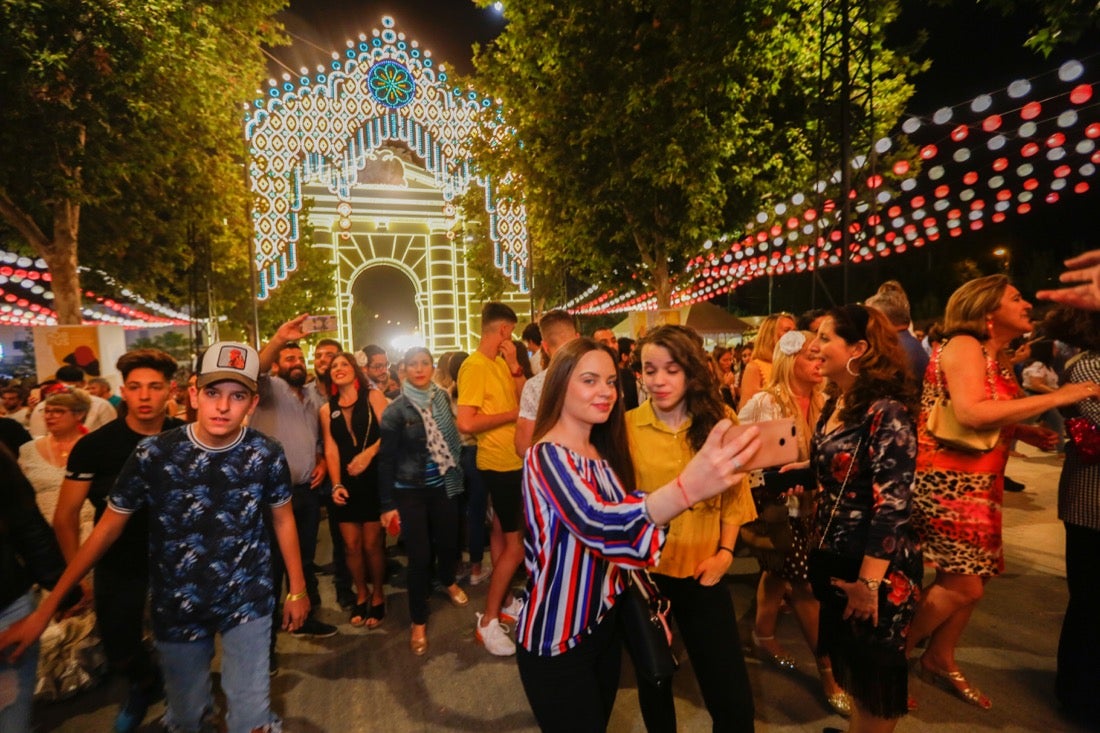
[245,16,529,352]
[349,262,419,352]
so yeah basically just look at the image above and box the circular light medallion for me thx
[367,60,416,108]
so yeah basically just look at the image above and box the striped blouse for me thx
[518,442,666,657]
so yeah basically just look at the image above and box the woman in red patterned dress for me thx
[907,275,1099,709]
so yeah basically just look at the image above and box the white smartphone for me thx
[302,315,337,334]
[722,418,800,472]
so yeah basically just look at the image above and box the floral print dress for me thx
[811,397,923,718]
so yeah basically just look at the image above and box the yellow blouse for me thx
[625,400,757,579]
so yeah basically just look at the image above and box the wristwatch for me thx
[858,576,886,591]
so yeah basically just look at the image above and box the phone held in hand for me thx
[303,315,337,333]
[721,418,799,472]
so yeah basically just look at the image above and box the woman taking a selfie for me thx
[627,325,757,732]
[517,338,760,732]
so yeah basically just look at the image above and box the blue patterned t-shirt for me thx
[109,425,291,642]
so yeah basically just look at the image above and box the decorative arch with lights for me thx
[569,58,1098,315]
[245,15,529,299]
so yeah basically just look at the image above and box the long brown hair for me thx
[532,339,635,492]
[827,304,918,424]
[637,324,726,453]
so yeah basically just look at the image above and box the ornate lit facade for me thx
[245,16,528,351]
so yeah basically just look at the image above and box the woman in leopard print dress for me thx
[907,275,1099,709]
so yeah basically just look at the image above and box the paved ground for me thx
[32,445,1095,732]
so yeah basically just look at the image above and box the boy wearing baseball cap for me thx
[0,342,309,733]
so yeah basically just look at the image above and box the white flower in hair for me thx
[355,350,369,368]
[777,330,806,356]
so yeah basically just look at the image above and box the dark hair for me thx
[521,323,541,345]
[328,352,370,394]
[277,340,303,357]
[55,365,85,383]
[539,309,576,332]
[827,304,918,424]
[361,344,386,361]
[481,302,518,330]
[513,340,534,378]
[1040,306,1100,352]
[617,337,635,356]
[403,346,432,364]
[532,339,634,492]
[797,308,828,331]
[448,351,469,384]
[315,338,342,352]
[1027,339,1054,365]
[637,324,726,452]
[116,349,179,381]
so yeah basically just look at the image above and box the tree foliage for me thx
[0,0,287,323]
[470,0,920,308]
[979,0,1100,55]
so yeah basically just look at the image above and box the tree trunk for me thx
[42,200,84,325]
[653,257,672,311]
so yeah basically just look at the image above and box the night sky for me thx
[272,1,1100,321]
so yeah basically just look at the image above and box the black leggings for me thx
[395,486,458,624]
[516,608,621,733]
[637,575,755,732]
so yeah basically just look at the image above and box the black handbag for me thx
[618,570,678,687]
[808,436,862,607]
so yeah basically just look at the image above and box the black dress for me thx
[329,388,382,523]
[811,397,923,719]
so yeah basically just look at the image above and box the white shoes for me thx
[499,593,525,626]
[475,612,516,656]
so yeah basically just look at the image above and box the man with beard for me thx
[254,316,337,648]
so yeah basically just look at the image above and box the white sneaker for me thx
[469,564,491,586]
[500,593,525,626]
[475,613,516,656]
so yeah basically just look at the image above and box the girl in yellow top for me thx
[626,325,757,732]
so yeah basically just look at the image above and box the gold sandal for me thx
[919,663,991,710]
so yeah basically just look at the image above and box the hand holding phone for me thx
[302,315,337,334]
[722,418,799,472]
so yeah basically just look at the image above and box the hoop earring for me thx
[845,357,860,377]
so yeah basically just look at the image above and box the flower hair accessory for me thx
[354,350,369,368]
[777,330,806,356]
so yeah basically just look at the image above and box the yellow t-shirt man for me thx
[457,350,522,472]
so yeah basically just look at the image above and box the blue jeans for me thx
[461,446,488,565]
[0,592,38,733]
[155,616,279,733]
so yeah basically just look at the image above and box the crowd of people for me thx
[1,250,1100,732]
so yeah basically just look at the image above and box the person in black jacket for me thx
[0,444,77,732]
[377,347,466,655]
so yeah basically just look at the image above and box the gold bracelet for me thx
[286,590,309,603]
